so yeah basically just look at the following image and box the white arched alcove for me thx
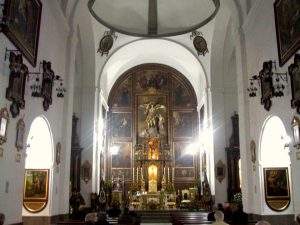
[259,116,293,215]
[23,116,54,216]
[96,38,216,195]
[98,38,208,104]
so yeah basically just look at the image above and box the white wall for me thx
[240,0,300,216]
[0,0,75,223]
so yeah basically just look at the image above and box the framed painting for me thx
[23,169,49,213]
[174,142,194,168]
[111,112,132,139]
[2,0,42,67]
[173,111,195,138]
[264,167,290,211]
[172,80,194,108]
[137,95,168,144]
[274,0,300,66]
[111,77,132,108]
[111,142,132,168]
[289,54,300,113]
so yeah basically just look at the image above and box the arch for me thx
[25,116,54,169]
[23,116,54,214]
[259,116,290,167]
[258,115,292,213]
[98,38,208,105]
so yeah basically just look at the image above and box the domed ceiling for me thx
[88,0,220,37]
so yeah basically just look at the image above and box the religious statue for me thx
[139,101,166,138]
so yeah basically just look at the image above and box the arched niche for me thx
[259,116,291,212]
[23,116,53,214]
[107,63,199,190]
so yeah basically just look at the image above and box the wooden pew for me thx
[56,220,86,225]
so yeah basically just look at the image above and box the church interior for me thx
[1,0,300,225]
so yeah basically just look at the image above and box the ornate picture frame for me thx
[2,0,42,67]
[16,118,25,151]
[23,169,49,213]
[0,107,10,145]
[274,0,300,67]
[288,54,300,113]
[215,160,226,183]
[264,167,290,211]
[81,160,92,183]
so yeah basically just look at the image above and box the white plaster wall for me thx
[0,0,75,223]
[241,0,300,216]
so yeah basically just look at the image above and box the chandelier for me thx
[88,0,220,37]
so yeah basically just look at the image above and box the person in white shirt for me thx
[255,221,271,225]
[212,210,229,225]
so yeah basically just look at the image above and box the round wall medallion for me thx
[98,35,114,56]
[193,35,208,56]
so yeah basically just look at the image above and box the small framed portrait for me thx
[0,107,10,145]
[2,0,42,67]
[215,160,226,183]
[23,169,49,213]
[16,119,25,151]
[264,167,290,211]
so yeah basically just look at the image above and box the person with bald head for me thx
[255,220,271,225]
[212,210,229,225]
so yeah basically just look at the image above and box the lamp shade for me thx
[88,0,220,37]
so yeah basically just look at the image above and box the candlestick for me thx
[133,167,135,182]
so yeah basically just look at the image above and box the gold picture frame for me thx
[23,169,49,213]
[264,167,290,211]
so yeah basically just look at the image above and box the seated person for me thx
[0,213,5,225]
[118,208,134,225]
[212,211,229,225]
[297,214,300,225]
[232,204,248,225]
[207,206,217,221]
[255,221,271,225]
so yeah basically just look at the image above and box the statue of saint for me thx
[139,101,166,137]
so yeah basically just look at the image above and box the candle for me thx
[133,167,135,182]
[136,167,139,181]
[167,167,170,182]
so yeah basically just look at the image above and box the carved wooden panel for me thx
[108,64,198,185]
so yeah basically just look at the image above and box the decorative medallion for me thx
[190,31,209,56]
[56,142,61,165]
[97,30,118,56]
[250,140,256,164]
[16,118,25,151]
[215,160,226,183]
[0,107,10,145]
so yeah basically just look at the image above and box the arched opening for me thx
[259,116,291,213]
[23,116,53,214]
[105,63,207,209]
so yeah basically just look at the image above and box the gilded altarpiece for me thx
[108,64,198,192]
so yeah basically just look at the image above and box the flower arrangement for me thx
[233,192,242,204]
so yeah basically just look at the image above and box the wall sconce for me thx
[247,60,288,111]
[292,116,300,149]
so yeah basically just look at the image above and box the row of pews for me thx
[171,212,212,225]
